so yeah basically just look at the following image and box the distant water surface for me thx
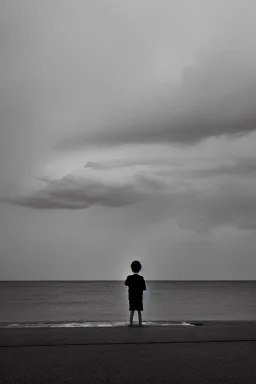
[0,281,255,323]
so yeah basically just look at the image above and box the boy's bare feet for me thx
[139,323,143,327]
[128,324,133,327]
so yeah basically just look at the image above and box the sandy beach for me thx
[1,321,256,383]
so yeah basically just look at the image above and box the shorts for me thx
[129,294,143,311]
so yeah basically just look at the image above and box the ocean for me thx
[0,281,255,326]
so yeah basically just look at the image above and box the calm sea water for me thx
[0,281,255,324]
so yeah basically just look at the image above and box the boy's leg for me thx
[129,310,135,325]
[138,310,142,326]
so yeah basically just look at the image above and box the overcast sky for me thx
[1,0,256,280]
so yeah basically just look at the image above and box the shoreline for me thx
[1,321,256,345]
[0,320,197,328]
[1,319,256,328]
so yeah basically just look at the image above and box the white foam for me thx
[1,321,195,328]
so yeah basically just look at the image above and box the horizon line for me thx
[1,279,255,282]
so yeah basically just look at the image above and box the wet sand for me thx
[1,322,256,383]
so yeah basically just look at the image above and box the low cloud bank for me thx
[3,159,256,232]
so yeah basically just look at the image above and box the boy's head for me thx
[131,260,142,273]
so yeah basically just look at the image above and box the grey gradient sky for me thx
[1,0,256,280]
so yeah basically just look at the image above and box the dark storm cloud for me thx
[2,173,165,210]
[2,170,256,232]
[57,47,256,151]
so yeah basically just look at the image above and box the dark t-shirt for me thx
[125,274,146,296]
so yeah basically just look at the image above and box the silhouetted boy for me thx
[125,260,146,326]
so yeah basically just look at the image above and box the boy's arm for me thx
[142,277,146,290]
[125,276,129,286]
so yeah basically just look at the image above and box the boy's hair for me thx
[131,260,142,273]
